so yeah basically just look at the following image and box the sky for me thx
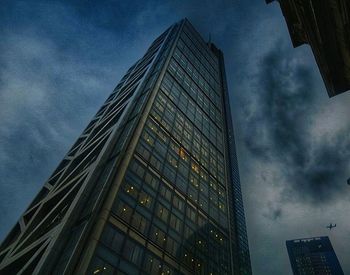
[1,0,350,274]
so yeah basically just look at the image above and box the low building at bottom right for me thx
[286,236,344,275]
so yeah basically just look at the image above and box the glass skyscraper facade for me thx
[286,236,344,275]
[0,19,251,274]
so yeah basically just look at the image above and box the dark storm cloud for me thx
[263,201,283,221]
[244,42,350,204]
[0,0,156,238]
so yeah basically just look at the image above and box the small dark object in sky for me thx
[326,223,336,230]
[347,178,350,185]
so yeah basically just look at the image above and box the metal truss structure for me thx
[0,22,179,275]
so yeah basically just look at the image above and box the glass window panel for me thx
[122,239,144,266]
[113,200,133,223]
[144,172,159,191]
[156,202,170,223]
[88,256,116,275]
[131,210,150,235]
[138,191,154,209]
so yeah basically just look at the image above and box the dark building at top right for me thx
[266,0,350,97]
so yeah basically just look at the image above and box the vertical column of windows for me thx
[150,88,225,185]
[182,24,219,74]
[173,46,220,100]
[167,57,222,126]
[176,38,219,91]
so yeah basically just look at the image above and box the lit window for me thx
[143,132,154,146]
[93,266,110,274]
[139,192,152,208]
[219,203,226,212]
[191,162,199,174]
[123,183,137,198]
[179,147,188,161]
[167,154,178,168]
[190,175,199,188]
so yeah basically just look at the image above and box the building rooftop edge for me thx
[286,236,329,243]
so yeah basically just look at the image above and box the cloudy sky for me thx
[1,0,349,274]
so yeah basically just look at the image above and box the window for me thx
[143,253,161,274]
[200,170,208,181]
[178,162,189,178]
[143,131,155,146]
[156,202,169,223]
[136,143,151,161]
[89,257,115,275]
[175,175,187,193]
[186,206,196,223]
[178,147,188,161]
[167,153,178,168]
[163,165,176,182]
[131,211,149,235]
[173,195,185,211]
[190,174,199,188]
[218,201,226,213]
[122,239,144,266]
[188,185,198,202]
[191,161,199,174]
[114,200,133,223]
[165,236,179,258]
[139,191,153,209]
[101,224,125,253]
[198,194,208,211]
[130,160,145,179]
[145,172,159,191]
[150,155,162,171]
[123,182,138,199]
[183,224,193,239]
[183,130,191,141]
[193,140,200,152]
[150,226,167,247]
[159,184,172,202]
[170,214,182,233]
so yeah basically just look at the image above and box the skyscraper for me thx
[266,0,350,97]
[0,19,251,274]
[286,236,344,275]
